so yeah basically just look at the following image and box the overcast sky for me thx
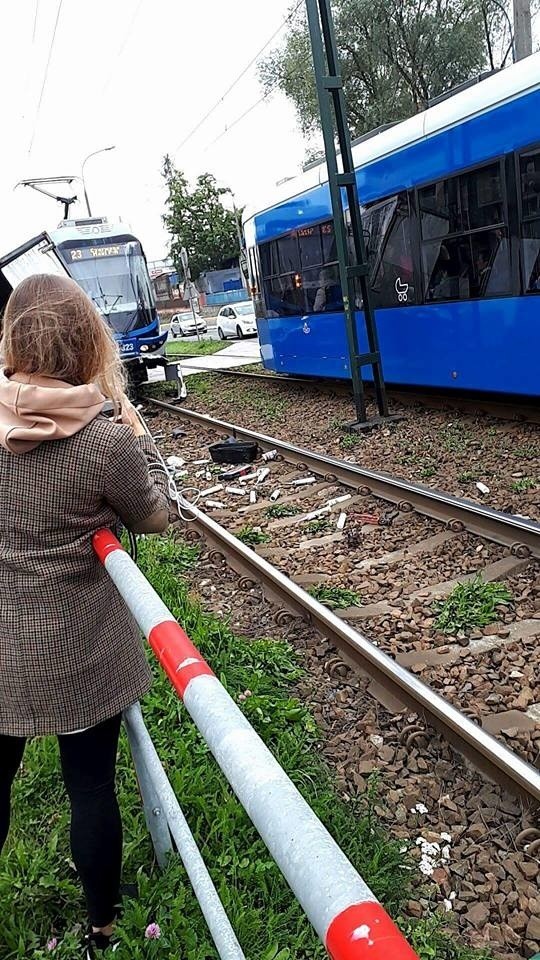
[0,0,307,260]
[2,2,538,263]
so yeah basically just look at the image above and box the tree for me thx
[259,0,513,141]
[162,156,240,281]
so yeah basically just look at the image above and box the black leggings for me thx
[0,714,122,928]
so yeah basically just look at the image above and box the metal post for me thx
[513,0,532,60]
[305,0,398,430]
[124,703,246,960]
[125,707,173,868]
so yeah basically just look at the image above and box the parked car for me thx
[216,302,258,339]
[170,312,207,338]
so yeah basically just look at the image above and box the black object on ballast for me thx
[209,437,259,464]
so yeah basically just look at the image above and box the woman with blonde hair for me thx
[0,274,170,957]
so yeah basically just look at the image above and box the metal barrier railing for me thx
[94,529,419,960]
[124,703,245,959]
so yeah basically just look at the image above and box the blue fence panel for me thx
[206,289,249,306]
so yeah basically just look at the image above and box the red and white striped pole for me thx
[93,529,419,960]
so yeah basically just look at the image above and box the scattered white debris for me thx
[201,484,224,497]
[257,467,271,484]
[192,459,210,465]
[302,506,331,522]
[249,490,257,504]
[476,481,490,495]
[205,500,225,509]
[166,455,185,468]
[327,494,352,508]
[336,512,347,531]
[292,476,317,486]
[262,449,278,462]
[239,472,259,484]
[225,486,245,496]
[269,489,281,501]
[415,832,453,878]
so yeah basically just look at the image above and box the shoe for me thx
[83,928,119,957]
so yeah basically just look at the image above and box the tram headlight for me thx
[140,344,149,352]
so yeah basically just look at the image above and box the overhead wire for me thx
[27,0,64,155]
[203,85,280,151]
[174,0,303,155]
[32,0,39,43]
[99,0,146,99]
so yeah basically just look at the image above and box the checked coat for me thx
[0,419,169,737]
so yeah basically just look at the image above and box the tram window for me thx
[263,275,303,316]
[301,265,343,313]
[419,178,459,238]
[520,150,540,219]
[363,194,415,308]
[522,220,540,292]
[423,228,510,301]
[298,226,323,269]
[321,221,337,262]
[460,163,503,231]
[277,233,299,274]
[260,241,279,279]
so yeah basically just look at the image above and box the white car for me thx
[216,302,258,339]
[170,312,208,338]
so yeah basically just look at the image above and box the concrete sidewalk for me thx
[174,338,261,377]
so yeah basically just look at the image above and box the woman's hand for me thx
[118,395,146,437]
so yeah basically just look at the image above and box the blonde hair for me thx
[1,274,126,403]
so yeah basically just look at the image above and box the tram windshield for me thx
[56,237,155,334]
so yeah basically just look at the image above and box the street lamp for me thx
[81,145,116,217]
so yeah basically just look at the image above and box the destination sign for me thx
[68,243,132,262]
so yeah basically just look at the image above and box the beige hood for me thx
[0,371,105,454]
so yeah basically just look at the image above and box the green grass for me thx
[511,477,536,493]
[265,504,302,519]
[2,535,491,959]
[438,423,472,453]
[304,518,332,535]
[340,433,361,449]
[236,526,271,547]
[457,470,477,484]
[165,339,228,358]
[308,584,362,609]
[249,395,289,421]
[513,444,540,461]
[419,464,437,480]
[433,576,513,634]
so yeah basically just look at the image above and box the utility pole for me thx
[513,0,532,60]
[180,246,201,342]
[305,0,397,430]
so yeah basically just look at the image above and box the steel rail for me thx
[165,367,540,423]
[146,398,540,558]
[175,497,540,805]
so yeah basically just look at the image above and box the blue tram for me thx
[51,218,168,384]
[243,55,540,397]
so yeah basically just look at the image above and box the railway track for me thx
[144,396,540,805]
[172,361,540,424]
